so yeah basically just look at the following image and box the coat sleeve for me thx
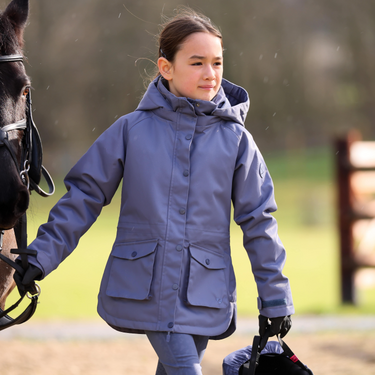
[232,130,294,318]
[27,118,127,277]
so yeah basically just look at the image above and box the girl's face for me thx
[158,32,223,101]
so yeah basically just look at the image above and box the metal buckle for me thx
[26,283,41,299]
[20,160,30,190]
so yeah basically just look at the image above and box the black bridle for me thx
[0,55,29,187]
[0,54,54,197]
[0,54,54,330]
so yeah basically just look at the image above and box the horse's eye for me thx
[22,87,30,96]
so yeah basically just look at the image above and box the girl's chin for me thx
[194,90,217,101]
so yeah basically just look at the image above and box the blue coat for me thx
[28,77,294,339]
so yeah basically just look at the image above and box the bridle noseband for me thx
[0,119,29,188]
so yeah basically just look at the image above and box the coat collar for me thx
[136,76,250,126]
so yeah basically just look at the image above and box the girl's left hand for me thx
[258,315,292,338]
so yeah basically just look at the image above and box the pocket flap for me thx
[112,240,158,260]
[189,245,226,270]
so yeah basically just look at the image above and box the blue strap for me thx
[261,298,287,308]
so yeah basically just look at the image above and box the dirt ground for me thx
[2,331,375,375]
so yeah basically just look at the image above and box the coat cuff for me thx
[257,297,295,318]
[26,254,46,280]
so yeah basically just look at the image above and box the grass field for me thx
[9,147,375,320]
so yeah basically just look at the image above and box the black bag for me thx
[223,335,313,375]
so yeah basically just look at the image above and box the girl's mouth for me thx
[199,85,215,90]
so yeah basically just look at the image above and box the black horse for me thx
[0,0,54,312]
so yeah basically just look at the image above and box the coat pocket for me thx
[187,244,228,309]
[106,239,158,300]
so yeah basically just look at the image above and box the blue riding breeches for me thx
[145,331,209,375]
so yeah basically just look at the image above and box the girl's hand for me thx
[258,315,292,338]
[13,261,42,296]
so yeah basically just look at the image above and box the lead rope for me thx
[0,227,41,330]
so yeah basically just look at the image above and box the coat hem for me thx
[98,304,237,340]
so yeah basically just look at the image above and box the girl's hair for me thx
[150,8,222,81]
[158,8,222,62]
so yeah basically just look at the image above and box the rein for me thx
[0,227,40,331]
[0,54,54,330]
[0,231,41,331]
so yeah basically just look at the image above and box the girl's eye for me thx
[22,87,30,96]
[191,62,202,66]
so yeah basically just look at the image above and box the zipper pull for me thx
[166,331,171,343]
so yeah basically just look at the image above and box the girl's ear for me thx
[158,57,173,81]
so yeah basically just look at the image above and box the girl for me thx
[15,9,294,375]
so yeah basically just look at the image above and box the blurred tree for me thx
[0,0,373,173]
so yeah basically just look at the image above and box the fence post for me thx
[335,136,356,304]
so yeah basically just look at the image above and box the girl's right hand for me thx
[13,261,42,296]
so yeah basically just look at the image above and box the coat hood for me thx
[136,76,250,126]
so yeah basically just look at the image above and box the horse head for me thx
[0,0,30,230]
[0,0,52,321]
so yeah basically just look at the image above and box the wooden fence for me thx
[335,132,375,304]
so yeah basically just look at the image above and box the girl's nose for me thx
[204,65,215,80]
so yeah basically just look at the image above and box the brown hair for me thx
[151,8,223,80]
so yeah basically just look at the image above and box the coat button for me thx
[196,103,200,107]
[131,251,137,258]
[172,283,179,290]
[205,259,210,265]
[179,208,185,215]
[168,322,174,329]
[185,135,192,140]
[183,170,189,177]
[176,245,183,251]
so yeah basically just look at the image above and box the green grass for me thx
[6,147,375,320]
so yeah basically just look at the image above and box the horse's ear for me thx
[3,0,29,48]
